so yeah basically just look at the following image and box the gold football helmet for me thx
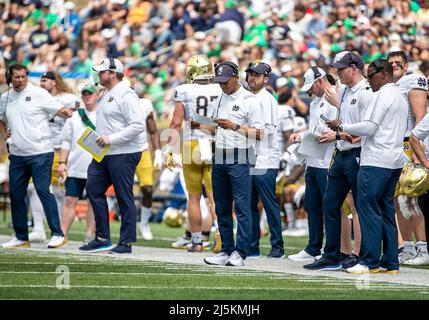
[163,208,184,228]
[398,162,429,197]
[186,55,213,83]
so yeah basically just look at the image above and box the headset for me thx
[347,53,361,68]
[308,66,323,97]
[5,64,29,85]
[215,61,239,76]
[108,58,116,70]
[367,59,385,80]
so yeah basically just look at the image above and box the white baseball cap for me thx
[300,67,326,92]
[92,58,124,73]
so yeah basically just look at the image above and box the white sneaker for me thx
[47,235,67,248]
[29,230,47,243]
[172,236,191,249]
[288,249,317,262]
[346,263,370,274]
[140,224,153,241]
[204,252,230,266]
[282,227,309,237]
[403,250,429,265]
[1,236,30,248]
[225,251,244,267]
[399,250,416,264]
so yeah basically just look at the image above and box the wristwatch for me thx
[233,124,241,131]
[336,132,341,140]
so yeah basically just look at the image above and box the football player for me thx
[165,55,221,252]
[388,50,429,265]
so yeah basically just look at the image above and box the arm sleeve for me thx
[412,113,429,141]
[109,92,146,145]
[342,121,378,136]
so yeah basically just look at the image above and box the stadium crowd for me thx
[1,0,429,272]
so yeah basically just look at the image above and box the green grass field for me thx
[1,216,429,300]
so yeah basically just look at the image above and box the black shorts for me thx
[65,177,87,198]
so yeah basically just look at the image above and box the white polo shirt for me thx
[396,73,429,137]
[359,83,408,169]
[0,83,62,156]
[49,93,80,149]
[60,108,96,179]
[253,88,280,169]
[305,92,337,169]
[139,98,155,151]
[175,83,222,141]
[96,81,146,155]
[212,85,264,149]
[337,78,373,151]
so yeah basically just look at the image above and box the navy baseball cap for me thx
[214,62,239,83]
[41,71,56,80]
[245,62,272,76]
[331,51,364,70]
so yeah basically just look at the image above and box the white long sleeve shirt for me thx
[60,109,96,179]
[96,81,146,155]
[0,83,62,156]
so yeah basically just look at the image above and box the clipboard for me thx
[77,127,110,162]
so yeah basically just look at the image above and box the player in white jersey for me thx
[387,50,429,264]
[135,98,162,241]
[27,71,80,243]
[165,55,221,252]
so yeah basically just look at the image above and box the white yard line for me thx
[1,235,429,288]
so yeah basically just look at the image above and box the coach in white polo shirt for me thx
[243,61,285,259]
[198,61,264,267]
[0,64,72,249]
[331,59,408,274]
[79,58,146,254]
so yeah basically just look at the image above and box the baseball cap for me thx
[214,62,238,83]
[245,62,271,76]
[92,58,124,73]
[331,51,364,70]
[300,67,326,92]
[41,71,56,80]
[81,84,97,94]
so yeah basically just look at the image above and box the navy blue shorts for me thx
[65,177,87,198]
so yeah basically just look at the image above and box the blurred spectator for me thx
[170,3,193,40]
[143,72,165,117]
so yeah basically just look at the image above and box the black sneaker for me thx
[341,254,359,270]
[267,249,285,259]
[303,257,342,271]
[110,243,132,254]
[79,238,114,253]
[340,252,350,262]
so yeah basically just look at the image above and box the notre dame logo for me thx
[351,98,357,105]
[25,96,31,102]
[417,77,427,88]
[232,105,239,112]
[108,97,113,103]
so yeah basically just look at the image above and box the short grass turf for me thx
[0,250,429,300]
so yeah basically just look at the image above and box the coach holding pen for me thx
[79,58,146,254]
[193,61,264,267]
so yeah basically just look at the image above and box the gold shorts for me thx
[275,176,284,195]
[51,151,61,186]
[135,149,154,187]
[182,140,212,195]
